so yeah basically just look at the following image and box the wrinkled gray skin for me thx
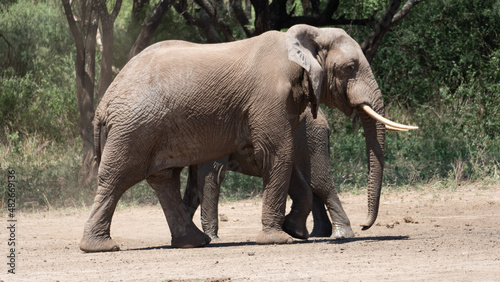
[183,107,355,240]
[80,24,385,252]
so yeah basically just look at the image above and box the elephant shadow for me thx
[123,235,410,252]
[324,235,410,244]
[292,235,410,245]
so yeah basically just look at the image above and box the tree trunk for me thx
[251,0,270,35]
[62,0,99,183]
[63,0,124,184]
[97,20,114,101]
[96,0,122,101]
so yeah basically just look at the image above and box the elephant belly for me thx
[150,118,252,171]
[228,148,263,177]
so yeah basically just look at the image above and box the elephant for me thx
[182,107,355,241]
[80,24,417,252]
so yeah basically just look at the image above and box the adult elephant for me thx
[80,24,416,252]
[183,107,354,241]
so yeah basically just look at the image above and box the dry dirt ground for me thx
[2,182,500,281]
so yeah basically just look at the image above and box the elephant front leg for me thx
[311,189,354,239]
[256,148,294,245]
[148,168,211,248]
[326,194,355,239]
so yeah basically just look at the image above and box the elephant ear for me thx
[286,25,325,119]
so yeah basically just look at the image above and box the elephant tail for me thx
[93,113,107,166]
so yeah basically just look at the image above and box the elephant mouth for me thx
[360,104,418,132]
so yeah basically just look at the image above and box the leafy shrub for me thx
[0,0,78,141]
[369,0,500,186]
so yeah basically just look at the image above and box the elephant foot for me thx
[332,224,355,239]
[282,214,309,240]
[206,233,221,242]
[310,219,333,237]
[80,234,120,253]
[310,225,332,238]
[209,235,221,243]
[256,229,293,245]
[171,230,211,248]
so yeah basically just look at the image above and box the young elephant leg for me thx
[198,158,227,241]
[310,194,333,237]
[282,166,312,239]
[183,157,228,240]
[148,168,211,248]
[183,165,202,218]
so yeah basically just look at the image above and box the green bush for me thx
[369,0,500,187]
[0,0,78,141]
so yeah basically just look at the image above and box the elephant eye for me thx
[344,64,356,76]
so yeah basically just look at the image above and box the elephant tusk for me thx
[385,124,409,132]
[360,105,419,131]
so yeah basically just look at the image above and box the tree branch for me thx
[361,0,401,63]
[392,0,423,23]
[278,15,376,30]
[269,0,373,31]
[194,0,235,41]
[128,0,174,59]
[321,0,339,19]
[132,0,151,22]
[111,0,122,19]
[231,0,253,37]
[174,0,223,42]
[62,0,84,52]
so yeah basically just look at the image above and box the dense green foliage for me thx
[1,0,499,210]
[0,1,78,141]
[316,0,500,191]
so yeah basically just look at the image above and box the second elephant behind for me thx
[183,107,355,240]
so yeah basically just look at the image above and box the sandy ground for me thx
[2,182,500,281]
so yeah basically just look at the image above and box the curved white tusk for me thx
[361,104,419,131]
[385,125,409,132]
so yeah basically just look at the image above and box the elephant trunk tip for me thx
[360,224,372,231]
[360,216,377,231]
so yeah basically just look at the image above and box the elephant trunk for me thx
[358,96,386,230]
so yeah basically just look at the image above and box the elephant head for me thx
[286,25,417,230]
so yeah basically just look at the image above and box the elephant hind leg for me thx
[80,181,130,252]
[147,168,211,248]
